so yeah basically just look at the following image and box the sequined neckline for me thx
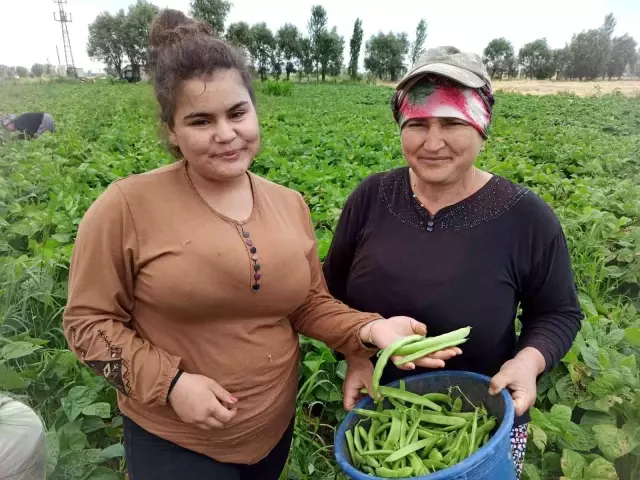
[379,167,528,233]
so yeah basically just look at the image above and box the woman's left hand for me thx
[362,317,463,370]
[489,348,545,416]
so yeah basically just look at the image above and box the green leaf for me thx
[580,411,615,426]
[550,404,573,425]
[84,466,119,480]
[81,402,111,418]
[587,371,624,397]
[592,425,632,461]
[51,232,71,243]
[584,458,618,479]
[81,417,106,434]
[46,430,59,476]
[579,294,599,317]
[624,327,640,346]
[97,443,125,462]
[0,362,27,390]
[61,386,98,422]
[559,421,597,451]
[620,354,636,370]
[58,421,88,452]
[556,374,579,406]
[561,449,587,479]
[579,344,601,371]
[0,341,42,360]
[530,424,548,452]
[601,328,625,347]
[522,463,542,480]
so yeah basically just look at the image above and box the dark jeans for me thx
[123,416,294,480]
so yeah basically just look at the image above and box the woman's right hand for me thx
[168,372,238,429]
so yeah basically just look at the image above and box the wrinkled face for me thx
[400,117,483,186]
[169,69,259,183]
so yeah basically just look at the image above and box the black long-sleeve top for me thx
[323,167,583,426]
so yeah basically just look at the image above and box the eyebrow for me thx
[183,101,249,120]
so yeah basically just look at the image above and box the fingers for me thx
[427,348,462,361]
[391,355,416,370]
[197,416,225,430]
[206,378,238,406]
[410,319,427,336]
[489,371,509,396]
[412,357,446,369]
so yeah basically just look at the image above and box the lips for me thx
[213,148,243,159]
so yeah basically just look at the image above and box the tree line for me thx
[484,14,638,81]
[1,0,638,83]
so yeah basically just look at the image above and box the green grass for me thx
[1,81,639,480]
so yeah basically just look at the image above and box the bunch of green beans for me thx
[346,386,497,478]
[343,327,499,478]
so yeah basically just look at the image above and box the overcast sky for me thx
[1,0,639,73]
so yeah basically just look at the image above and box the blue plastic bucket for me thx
[334,371,517,480]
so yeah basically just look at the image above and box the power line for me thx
[53,0,75,71]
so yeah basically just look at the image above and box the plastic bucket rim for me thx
[334,370,515,480]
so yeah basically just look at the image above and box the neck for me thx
[410,167,489,216]
[185,162,250,198]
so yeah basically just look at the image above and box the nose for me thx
[213,119,236,143]
[422,122,445,152]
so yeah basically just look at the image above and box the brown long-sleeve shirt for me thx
[63,161,380,464]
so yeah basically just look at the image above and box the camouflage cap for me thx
[397,46,492,91]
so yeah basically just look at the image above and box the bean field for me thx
[0,80,639,480]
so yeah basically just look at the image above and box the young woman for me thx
[323,47,583,478]
[62,11,461,480]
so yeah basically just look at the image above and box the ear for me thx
[167,127,178,147]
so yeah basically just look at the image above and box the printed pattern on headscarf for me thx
[391,75,495,138]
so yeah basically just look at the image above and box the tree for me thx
[409,19,428,66]
[307,5,328,80]
[483,38,515,79]
[121,0,159,75]
[226,21,253,64]
[249,22,275,81]
[87,11,126,79]
[519,38,554,80]
[44,64,55,75]
[31,64,45,78]
[296,37,313,80]
[569,29,609,80]
[0,66,16,78]
[16,66,29,78]
[607,34,637,79]
[348,18,364,79]
[277,24,301,80]
[600,13,617,79]
[553,46,572,80]
[364,31,410,81]
[316,27,344,81]
[189,0,231,36]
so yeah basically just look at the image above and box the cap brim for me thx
[397,63,486,90]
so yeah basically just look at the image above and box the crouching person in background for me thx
[1,112,55,139]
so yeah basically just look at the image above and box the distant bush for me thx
[262,80,293,97]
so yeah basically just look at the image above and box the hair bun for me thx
[148,9,211,50]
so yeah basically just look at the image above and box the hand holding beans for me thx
[168,372,238,429]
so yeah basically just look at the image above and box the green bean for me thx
[475,417,497,437]
[482,433,490,446]
[363,465,375,475]
[383,413,401,450]
[376,466,414,478]
[352,408,391,420]
[409,453,427,476]
[442,423,468,432]
[469,410,478,456]
[394,338,469,366]
[372,334,426,398]
[354,424,365,454]
[399,379,406,392]
[429,448,443,462]
[369,419,379,451]
[420,412,467,426]
[346,430,358,467]
[422,459,448,470]
[446,411,476,420]
[379,386,442,412]
[361,450,395,456]
[452,396,463,413]
[399,410,408,448]
[424,393,453,405]
[392,327,472,356]
[384,436,440,464]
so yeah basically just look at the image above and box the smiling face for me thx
[400,117,483,186]
[168,69,260,183]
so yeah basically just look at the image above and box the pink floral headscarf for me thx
[391,75,495,138]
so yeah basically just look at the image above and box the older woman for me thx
[62,12,460,480]
[323,47,583,478]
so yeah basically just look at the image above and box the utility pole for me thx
[53,0,75,73]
